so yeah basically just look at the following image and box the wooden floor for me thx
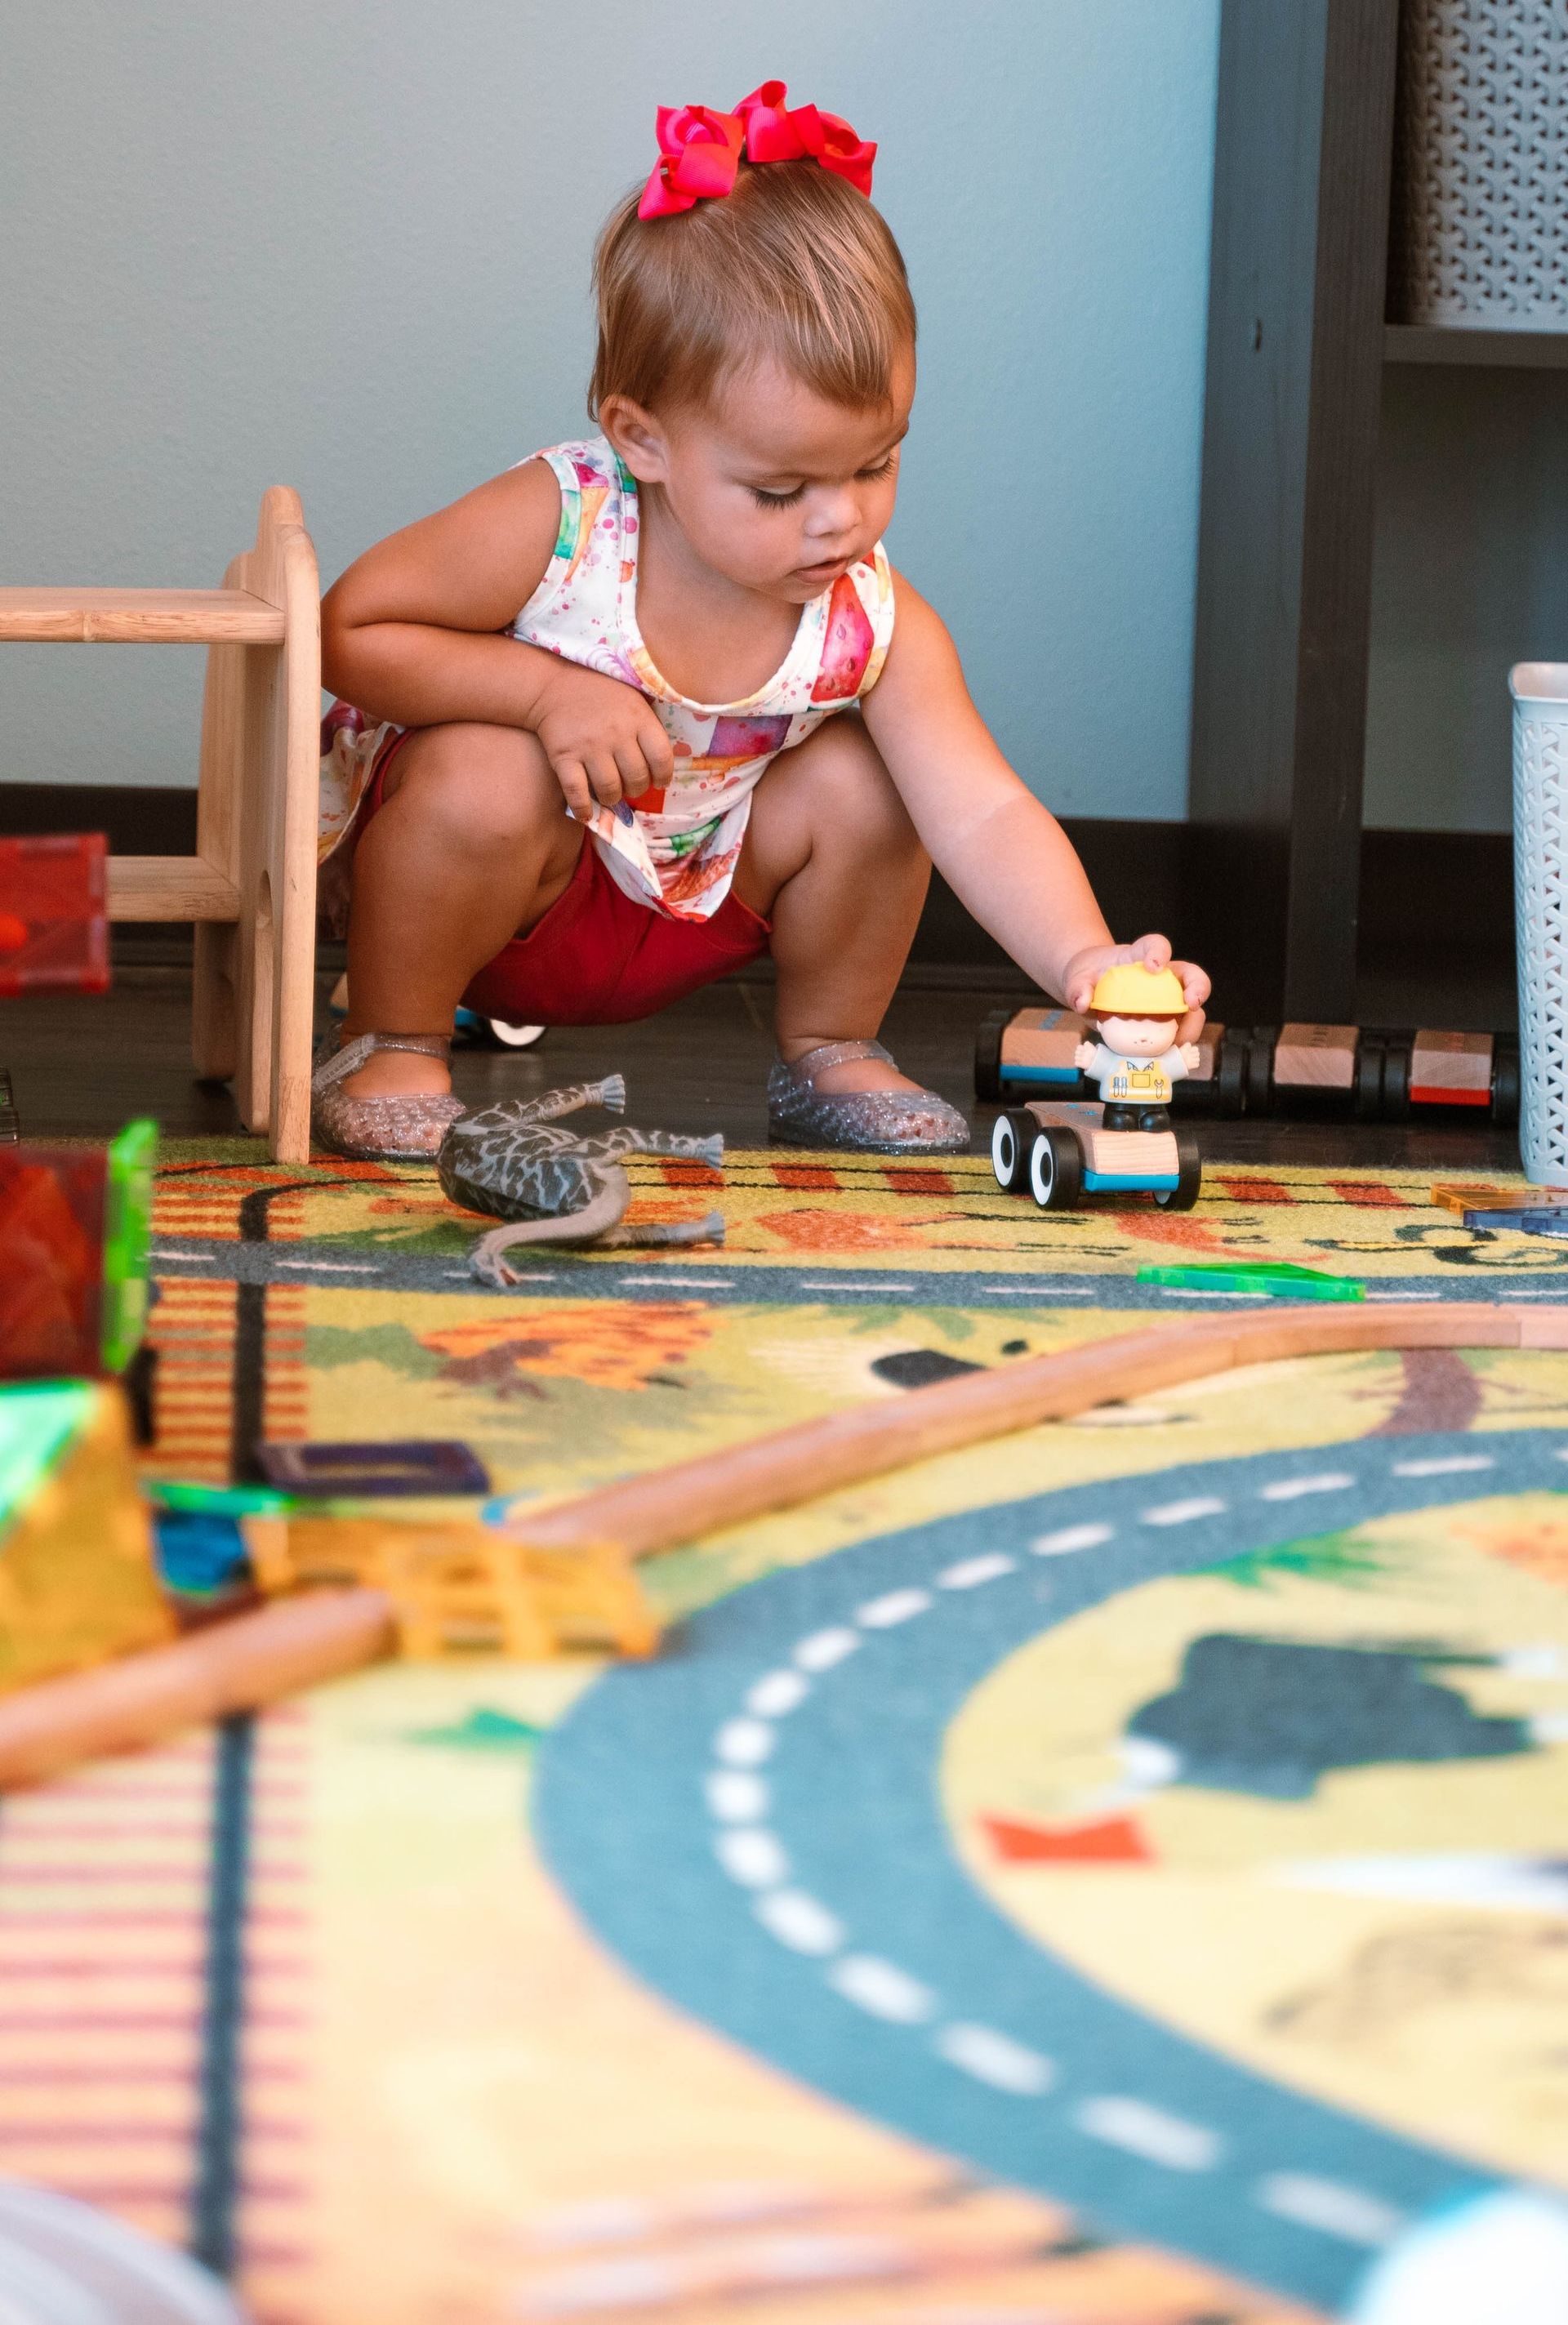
[3,964,1522,1169]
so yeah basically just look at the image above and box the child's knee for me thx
[799,718,921,852]
[388,724,558,853]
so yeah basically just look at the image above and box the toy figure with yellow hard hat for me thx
[1074,961,1203,1131]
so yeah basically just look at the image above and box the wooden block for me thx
[106,856,240,924]
[1274,1022,1358,1090]
[1000,1006,1087,1072]
[1085,1129,1179,1177]
[0,586,286,646]
[1410,1028,1492,1107]
[1430,1181,1568,1215]
[1025,1100,1102,1132]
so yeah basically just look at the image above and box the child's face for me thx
[1096,1014,1178,1058]
[605,345,915,602]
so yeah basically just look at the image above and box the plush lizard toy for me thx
[437,1077,724,1286]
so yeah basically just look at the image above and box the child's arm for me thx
[860,575,1209,1028]
[319,461,673,820]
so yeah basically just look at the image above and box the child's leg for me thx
[737,715,932,1096]
[341,724,581,1098]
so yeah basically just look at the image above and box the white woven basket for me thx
[1512,663,1568,1183]
[1391,0,1568,327]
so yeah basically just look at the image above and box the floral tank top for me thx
[317,435,896,923]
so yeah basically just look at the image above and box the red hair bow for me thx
[638,79,876,220]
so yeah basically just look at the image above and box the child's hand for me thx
[1062,934,1210,1044]
[528,659,675,821]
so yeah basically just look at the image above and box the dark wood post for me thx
[1188,0,1400,1021]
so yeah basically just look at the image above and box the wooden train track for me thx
[515,1298,1568,1558]
[1,1301,1562,1788]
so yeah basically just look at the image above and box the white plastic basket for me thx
[1391,0,1568,327]
[1511,662,1568,1182]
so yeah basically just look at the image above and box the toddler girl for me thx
[314,80,1208,1159]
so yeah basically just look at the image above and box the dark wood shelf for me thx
[1386,323,1568,367]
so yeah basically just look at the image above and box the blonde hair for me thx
[590,160,915,418]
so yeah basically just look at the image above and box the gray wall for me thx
[0,0,1220,821]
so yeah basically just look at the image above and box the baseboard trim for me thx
[0,786,1515,1010]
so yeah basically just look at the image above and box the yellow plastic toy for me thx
[249,1512,661,1662]
[0,1381,173,1695]
[1087,961,1187,1017]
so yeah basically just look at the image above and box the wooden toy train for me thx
[976,1009,1520,1125]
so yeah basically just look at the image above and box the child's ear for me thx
[600,394,669,484]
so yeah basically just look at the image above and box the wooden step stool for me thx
[0,490,321,1160]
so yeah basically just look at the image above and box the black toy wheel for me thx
[1492,1042,1520,1126]
[991,1109,1036,1193]
[1380,1034,1411,1122]
[974,1007,1012,1102]
[1247,1026,1277,1116]
[1027,1125,1084,1211]
[1154,1132,1202,1211]
[1215,1027,1250,1118]
[1354,1036,1384,1122]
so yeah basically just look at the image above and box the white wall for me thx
[0,0,1219,820]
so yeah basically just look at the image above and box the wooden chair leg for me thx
[225,490,321,1162]
[234,868,276,1137]
[193,607,243,1082]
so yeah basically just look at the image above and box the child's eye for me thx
[751,483,805,509]
[858,452,899,481]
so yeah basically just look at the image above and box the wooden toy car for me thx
[991,1098,1201,1211]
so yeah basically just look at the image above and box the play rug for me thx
[149,1140,1568,1313]
[0,1137,1566,2321]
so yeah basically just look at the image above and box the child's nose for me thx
[805,488,858,541]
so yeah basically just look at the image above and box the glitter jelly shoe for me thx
[310,1031,466,1161]
[767,1039,970,1156]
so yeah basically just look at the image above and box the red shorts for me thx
[355,729,771,1026]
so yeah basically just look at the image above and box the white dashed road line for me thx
[937,1552,1018,1589]
[800,1279,916,1294]
[705,1770,768,1821]
[1141,1495,1227,1526]
[714,1828,790,1887]
[274,1256,379,1272]
[1254,2171,1403,2247]
[1258,1471,1353,1502]
[1392,1453,1494,1477]
[855,1588,933,1628]
[713,1718,775,1766]
[746,1670,810,1717]
[933,2023,1056,2095]
[794,1628,861,1672]
[616,1275,734,1289]
[1075,2095,1222,2171]
[754,1890,844,1954]
[1031,1522,1114,1555]
[827,1955,937,2023]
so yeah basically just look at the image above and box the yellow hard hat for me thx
[1089,961,1187,1016]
